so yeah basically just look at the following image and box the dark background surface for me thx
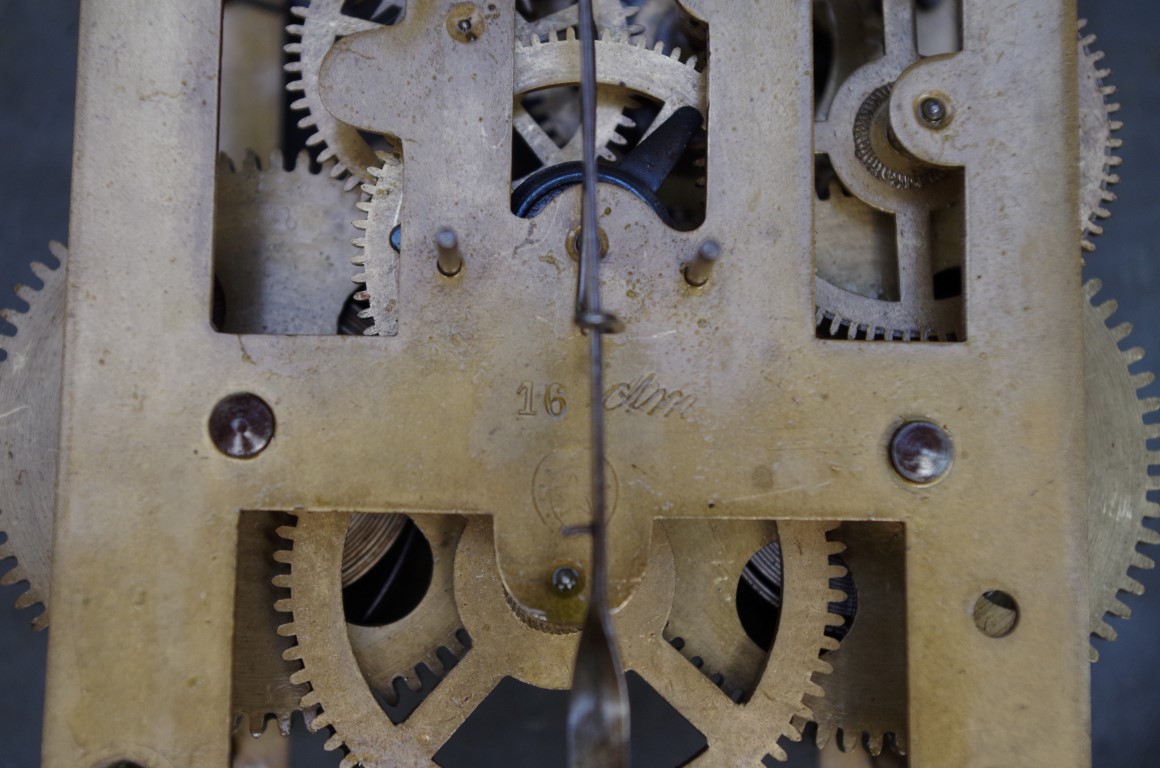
[1,1,1158,766]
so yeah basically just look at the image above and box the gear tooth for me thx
[287,80,306,94]
[1109,598,1132,619]
[290,95,310,112]
[29,260,58,283]
[1110,322,1132,342]
[276,620,296,637]
[1133,371,1156,391]
[13,589,42,611]
[600,28,613,42]
[1093,618,1117,642]
[1122,346,1146,365]
[1132,550,1156,570]
[1148,476,1160,493]
[273,597,294,613]
[653,40,665,53]
[339,756,364,768]
[1121,575,1146,595]
[1082,238,1097,253]
[670,46,683,60]
[1140,526,1160,546]
[1095,299,1116,322]
[893,733,909,755]
[242,150,262,171]
[352,219,369,231]
[284,42,303,55]
[565,26,576,41]
[0,567,26,587]
[1143,398,1160,415]
[323,734,346,753]
[317,146,339,165]
[271,574,292,589]
[867,733,885,756]
[815,723,836,750]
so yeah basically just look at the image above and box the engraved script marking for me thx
[603,373,696,417]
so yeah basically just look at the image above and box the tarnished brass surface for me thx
[35,1,1095,766]
[0,244,65,631]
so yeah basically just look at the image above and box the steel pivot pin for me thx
[435,227,463,277]
[683,239,721,287]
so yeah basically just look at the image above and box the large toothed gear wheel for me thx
[277,515,844,765]
[350,31,707,336]
[0,244,65,631]
[275,513,468,725]
[1078,19,1123,253]
[286,0,640,186]
[1084,279,1160,656]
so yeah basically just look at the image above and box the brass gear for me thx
[1078,19,1123,254]
[278,515,844,765]
[1084,279,1159,657]
[285,0,640,186]
[275,512,467,713]
[349,31,707,337]
[806,288,1160,754]
[0,243,66,631]
[214,150,367,335]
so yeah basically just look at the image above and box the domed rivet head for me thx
[210,393,275,459]
[889,421,953,484]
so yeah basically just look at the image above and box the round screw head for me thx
[209,393,275,459]
[550,565,584,597]
[918,96,949,128]
[889,421,953,484]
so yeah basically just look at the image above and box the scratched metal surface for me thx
[0,1,1157,766]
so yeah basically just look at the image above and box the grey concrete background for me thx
[0,0,1157,765]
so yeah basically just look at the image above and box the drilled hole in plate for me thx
[973,590,1019,638]
[342,515,433,627]
[736,541,857,652]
